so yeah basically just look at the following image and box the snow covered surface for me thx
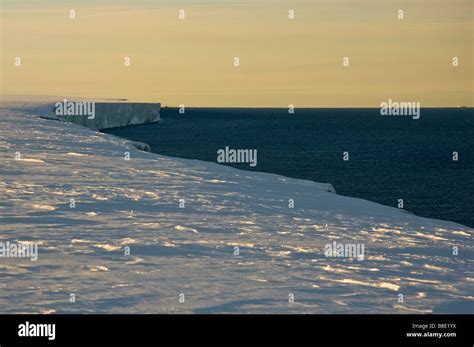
[0,99,472,314]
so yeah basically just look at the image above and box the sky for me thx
[1,0,473,107]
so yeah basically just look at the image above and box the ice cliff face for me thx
[53,102,161,130]
[0,99,472,314]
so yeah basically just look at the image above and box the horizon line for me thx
[1,95,473,109]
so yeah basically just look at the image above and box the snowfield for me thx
[0,99,472,314]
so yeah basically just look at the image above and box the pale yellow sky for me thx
[1,0,473,107]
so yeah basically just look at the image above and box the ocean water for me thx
[104,108,474,227]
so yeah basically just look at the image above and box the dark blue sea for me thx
[104,108,474,227]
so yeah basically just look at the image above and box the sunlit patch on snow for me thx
[112,283,133,288]
[120,238,138,245]
[323,265,350,273]
[393,305,432,313]
[139,222,161,229]
[16,240,45,247]
[324,277,400,291]
[93,244,121,251]
[71,239,91,244]
[414,232,448,241]
[240,220,256,225]
[239,227,256,233]
[424,264,450,272]
[267,250,291,257]
[90,265,109,272]
[30,204,56,211]
[92,194,109,201]
[66,152,88,157]
[18,158,44,163]
[346,266,379,272]
[404,277,441,284]
[282,245,312,253]
[371,227,393,233]
[40,309,56,314]
[125,257,144,265]
[143,191,160,198]
[451,230,471,236]
[228,242,255,248]
[174,225,199,233]
[333,300,348,306]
